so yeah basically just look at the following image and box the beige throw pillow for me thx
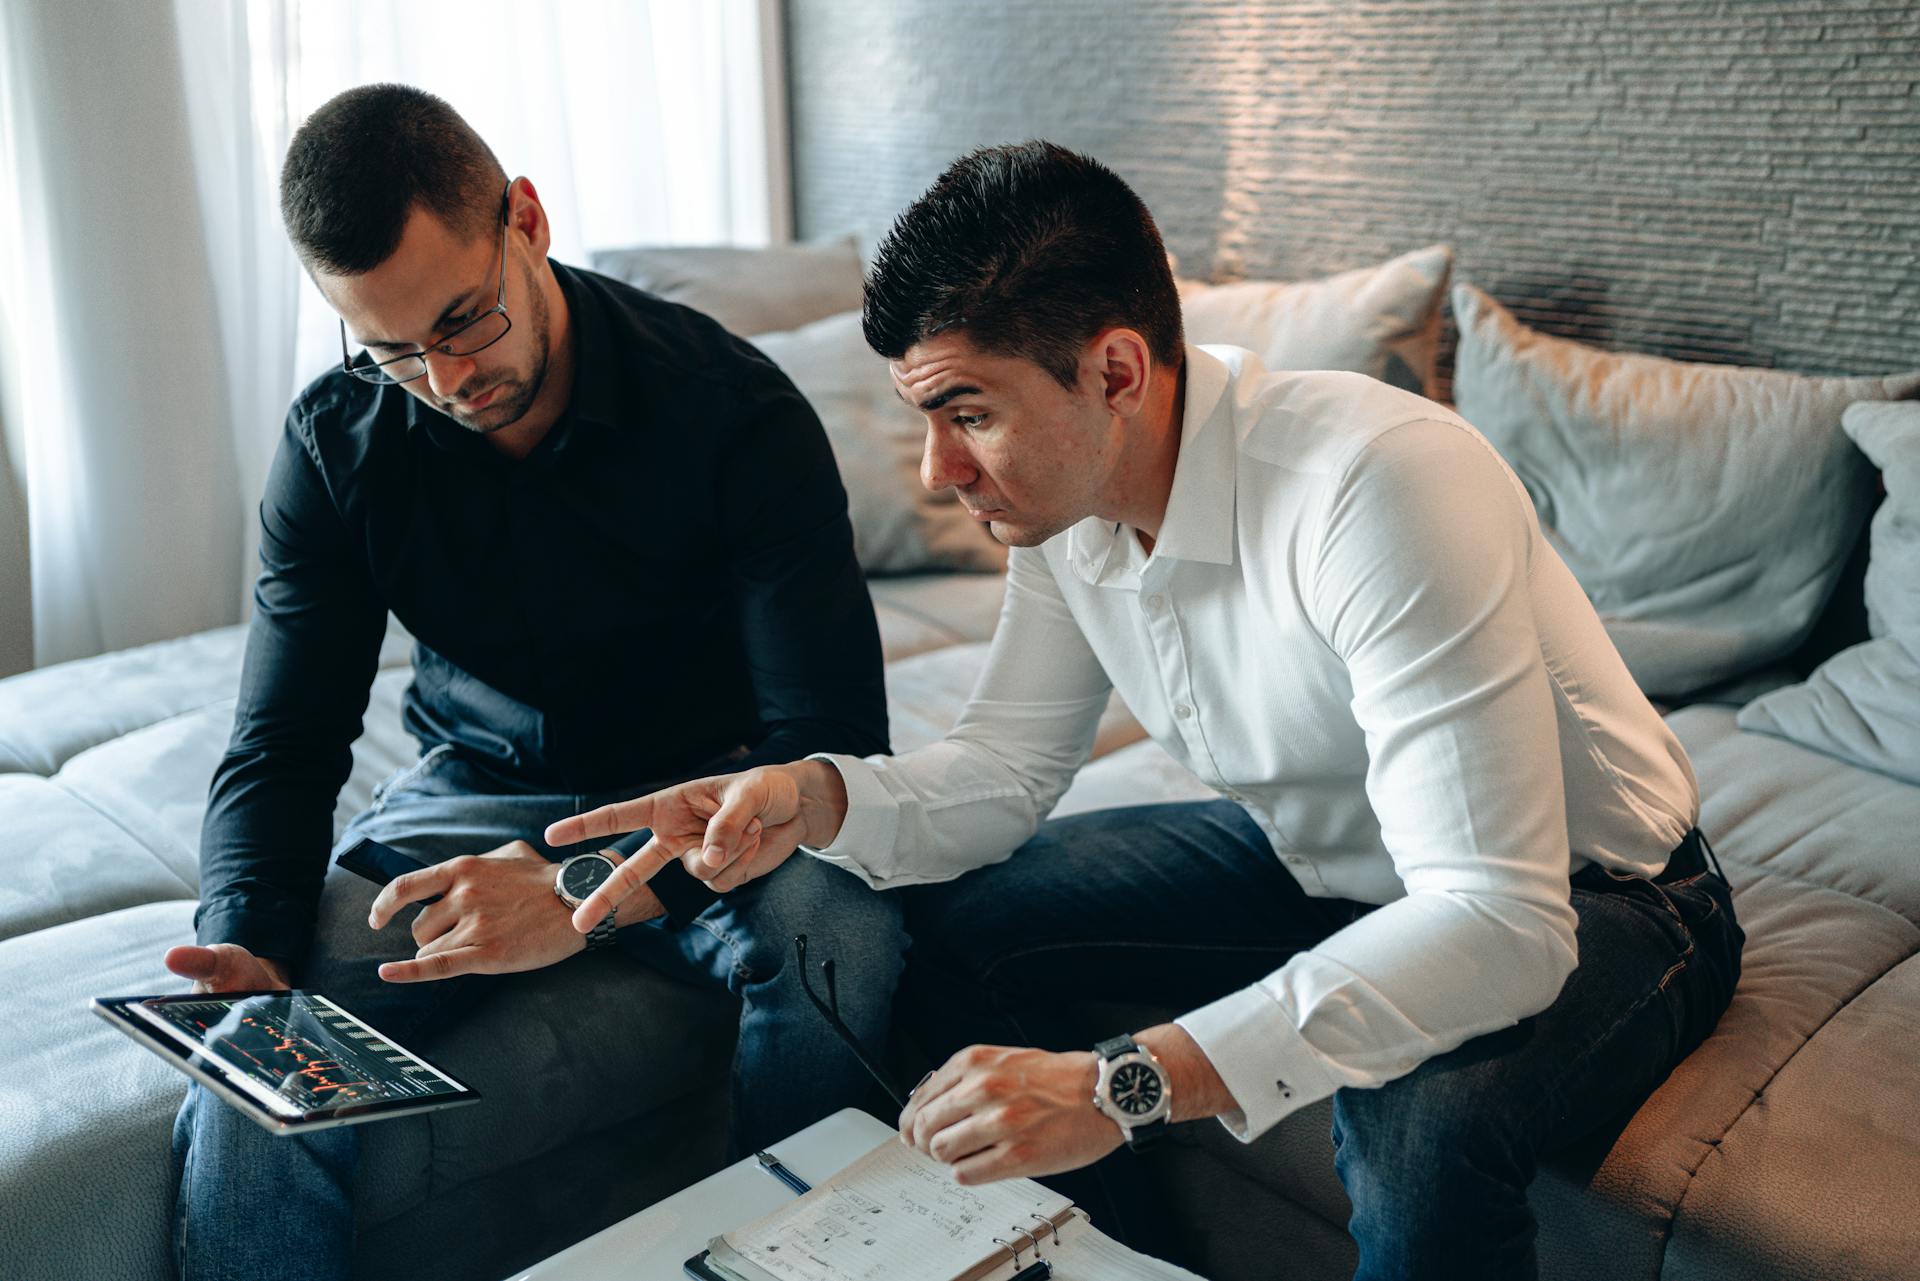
[749,312,1006,577]
[1178,245,1452,396]
[1452,284,1920,697]
[588,237,864,337]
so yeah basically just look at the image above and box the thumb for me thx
[164,945,221,981]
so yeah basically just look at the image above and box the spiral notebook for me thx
[690,1136,1202,1281]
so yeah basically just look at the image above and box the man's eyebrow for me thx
[893,383,984,412]
[360,289,483,349]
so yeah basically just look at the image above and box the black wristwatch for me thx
[553,851,621,951]
[1092,1034,1172,1150]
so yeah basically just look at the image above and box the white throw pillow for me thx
[587,237,864,337]
[1178,245,1452,395]
[1452,283,1920,697]
[1739,401,1920,784]
[750,312,1006,576]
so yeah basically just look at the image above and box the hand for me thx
[897,1045,1121,1185]
[542,761,849,934]
[164,944,291,994]
[365,840,657,983]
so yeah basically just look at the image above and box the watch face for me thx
[560,856,614,901]
[1109,1061,1163,1117]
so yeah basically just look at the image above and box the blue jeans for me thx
[171,746,906,1281]
[898,800,1743,1280]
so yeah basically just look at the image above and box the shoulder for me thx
[565,264,801,413]
[1202,348,1476,482]
[281,365,407,486]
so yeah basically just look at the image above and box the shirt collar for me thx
[1066,343,1236,586]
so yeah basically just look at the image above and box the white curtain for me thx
[0,0,785,670]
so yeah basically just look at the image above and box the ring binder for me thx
[692,1134,1191,1281]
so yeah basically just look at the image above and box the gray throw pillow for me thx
[588,237,864,337]
[1739,402,1920,785]
[1452,284,1920,697]
[1178,245,1452,396]
[750,312,1006,577]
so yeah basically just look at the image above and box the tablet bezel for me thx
[92,991,481,1136]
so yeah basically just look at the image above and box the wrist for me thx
[611,883,666,927]
[259,957,292,988]
[1134,1024,1235,1123]
[796,759,849,848]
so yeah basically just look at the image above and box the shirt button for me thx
[1146,594,1164,611]
[1174,703,1192,719]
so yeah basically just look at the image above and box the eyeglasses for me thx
[793,934,910,1109]
[339,181,515,386]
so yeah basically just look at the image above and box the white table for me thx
[505,1107,897,1280]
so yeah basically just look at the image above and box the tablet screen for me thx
[126,991,469,1119]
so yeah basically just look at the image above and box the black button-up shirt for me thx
[196,262,888,964]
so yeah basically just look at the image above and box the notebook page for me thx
[1050,1221,1210,1281]
[717,1138,1076,1281]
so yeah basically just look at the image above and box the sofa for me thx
[4,241,1917,1281]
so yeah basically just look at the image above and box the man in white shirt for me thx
[547,141,1744,1279]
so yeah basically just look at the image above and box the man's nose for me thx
[920,424,977,492]
[422,348,479,401]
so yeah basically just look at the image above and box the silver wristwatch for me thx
[553,850,621,950]
[1092,1034,1172,1149]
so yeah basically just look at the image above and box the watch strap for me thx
[584,909,619,951]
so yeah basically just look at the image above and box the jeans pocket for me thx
[369,743,456,813]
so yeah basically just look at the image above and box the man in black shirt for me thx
[159,85,901,1281]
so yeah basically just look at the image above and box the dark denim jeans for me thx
[899,800,1743,1280]
[170,747,906,1281]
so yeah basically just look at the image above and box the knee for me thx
[733,854,907,990]
[1332,1066,1533,1228]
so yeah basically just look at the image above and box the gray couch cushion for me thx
[1665,953,1920,1281]
[0,903,201,1281]
[0,628,246,776]
[0,776,193,942]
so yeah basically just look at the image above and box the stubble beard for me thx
[447,264,552,435]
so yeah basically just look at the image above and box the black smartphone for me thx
[334,836,439,903]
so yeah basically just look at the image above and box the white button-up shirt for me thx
[809,345,1699,1142]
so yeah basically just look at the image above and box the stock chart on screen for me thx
[131,991,467,1115]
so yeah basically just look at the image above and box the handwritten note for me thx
[717,1139,1075,1281]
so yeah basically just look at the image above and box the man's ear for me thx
[509,176,552,258]
[1092,328,1154,418]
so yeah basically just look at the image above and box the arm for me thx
[595,379,891,921]
[1175,419,1578,1141]
[716,381,891,770]
[193,413,386,972]
[544,537,1117,924]
[803,540,1115,888]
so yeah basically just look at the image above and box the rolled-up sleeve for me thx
[1178,420,1581,1141]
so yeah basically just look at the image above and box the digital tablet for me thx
[92,990,480,1135]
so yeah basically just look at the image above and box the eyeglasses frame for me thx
[338,180,517,385]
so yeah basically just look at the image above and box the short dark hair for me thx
[280,84,506,275]
[862,141,1183,390]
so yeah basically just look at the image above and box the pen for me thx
[754,1149,811,1196]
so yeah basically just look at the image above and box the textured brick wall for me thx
[787,0,1919,383]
